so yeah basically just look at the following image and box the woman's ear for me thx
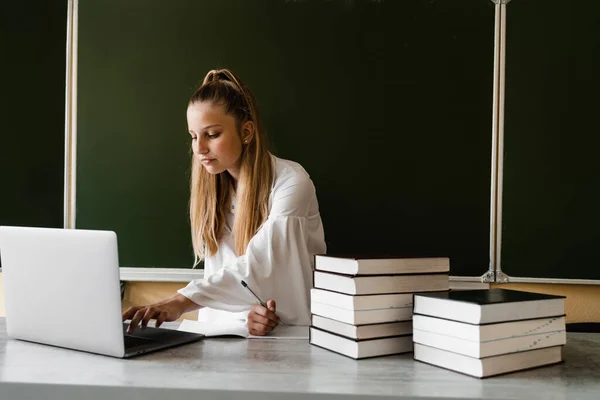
[241,120,255,144]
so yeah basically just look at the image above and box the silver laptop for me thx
[0,225,204,358]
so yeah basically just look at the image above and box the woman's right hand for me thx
[247,299,279,336]
[122,293,200,334]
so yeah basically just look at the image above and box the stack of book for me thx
[308,255,450,359]
[412,289,567,378]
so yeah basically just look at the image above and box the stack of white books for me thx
[412,289,567,378]
[308,255,450,359]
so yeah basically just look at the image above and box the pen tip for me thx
[241,280,247,287]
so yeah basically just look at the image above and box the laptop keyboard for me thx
[124,335,153,348]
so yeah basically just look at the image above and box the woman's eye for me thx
[191,137,197,141]
[207,133,220,139]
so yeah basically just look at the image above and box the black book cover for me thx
[414,289,565,305]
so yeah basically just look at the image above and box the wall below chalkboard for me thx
[492,282,600,324]
[4,276,597,323]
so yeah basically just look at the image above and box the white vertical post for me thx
[483,0,510,283]
[63,0,79,229]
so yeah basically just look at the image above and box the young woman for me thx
[123,69,326,336]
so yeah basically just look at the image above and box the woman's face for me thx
[187,101,244,180]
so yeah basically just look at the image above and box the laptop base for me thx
[122,323,204,358]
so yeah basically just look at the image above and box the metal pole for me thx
[495,0,509,283]
[63,0,79,229]
[483,0,510,283]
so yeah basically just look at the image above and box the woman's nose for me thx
[194,138,209,155]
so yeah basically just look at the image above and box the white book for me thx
[312,315,412,340]
[315,255,449,275]
[314,271,449,295]
[413,328,566,359]
[310,327,413,359]
[311,301,413,325]
[310,288,413,310]
[413,314,566,344]
[414,343,563,378]
[413,289,565,324]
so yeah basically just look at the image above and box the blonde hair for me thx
[188,69,273,264]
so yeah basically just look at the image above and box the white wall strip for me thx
[449,280,490,290]
[117,269,600,286]
[449,276,488,283]
[118,270,491,288]
[119,268,203,282]
[505,277,600,286]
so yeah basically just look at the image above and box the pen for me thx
[241,280,285,325]
[241,280,267,308]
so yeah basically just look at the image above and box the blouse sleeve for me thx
[177,169,316,313]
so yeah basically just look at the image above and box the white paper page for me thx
[249,325,309,340]
[178,319,248,338]
[177,320,309,339]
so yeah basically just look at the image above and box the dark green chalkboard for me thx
[76,0,494,273]
[0,1,66,269]
[501,0,600,280]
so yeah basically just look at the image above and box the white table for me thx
[0,318,599,400]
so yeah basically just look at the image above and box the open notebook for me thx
[177,319,309,339]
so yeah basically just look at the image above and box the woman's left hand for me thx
[248,299,279,336]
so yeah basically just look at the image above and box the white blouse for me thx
[177,155,326,326]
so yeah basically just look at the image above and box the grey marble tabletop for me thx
[0,318,598,400]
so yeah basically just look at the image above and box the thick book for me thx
[412,315,566,358]
[311,288,414,310]
[311,315,413,340]
[314,271,449,295]
[414,343,563,378]
[311,301,413,325]
[309,326,413,359]
[314,254,450,276]
[413,289,565,324]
